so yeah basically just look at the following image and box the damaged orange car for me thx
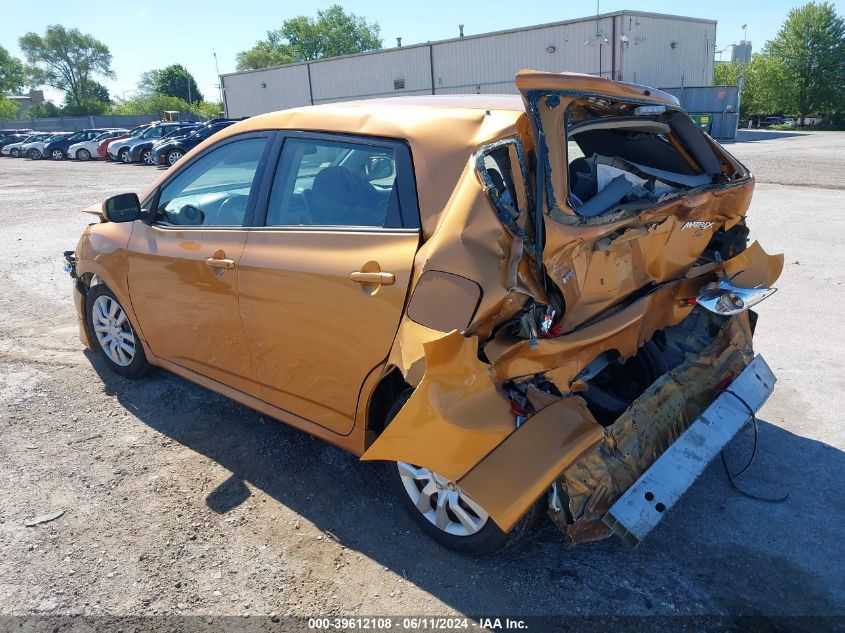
[66,71,782,554]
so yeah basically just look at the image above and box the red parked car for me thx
[97,124,150,159]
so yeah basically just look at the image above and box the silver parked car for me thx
[107,122,197,163]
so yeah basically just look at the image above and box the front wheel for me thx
[384,393,539,554]
[77,148,91,161]
[119,148,131,163]
[85,284,149,378]
[141,149,155,165]
[166,150,183,166]
[51,148,64,160]
[10,148,20,158]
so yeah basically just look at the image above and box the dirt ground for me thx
[1,131,844,623]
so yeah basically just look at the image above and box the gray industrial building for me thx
[221,10,718,118]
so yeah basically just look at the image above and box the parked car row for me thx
[1,119,241,166]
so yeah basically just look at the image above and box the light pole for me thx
[213,51,224,109]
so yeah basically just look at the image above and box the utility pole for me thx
[213,51,224,106]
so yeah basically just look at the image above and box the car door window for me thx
[266,137,398,227]
[154,137,269,227]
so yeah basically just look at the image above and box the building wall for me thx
[617,14,715,87]
[223,65,311,119]
[430,16,616,95]
[310,46,433,103]
[222,11,717,117]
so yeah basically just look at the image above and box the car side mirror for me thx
[366,156,394,181]
[103,193,141,223]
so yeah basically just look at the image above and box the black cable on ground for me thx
[719,389,789,503]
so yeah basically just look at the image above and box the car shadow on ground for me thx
[87,351,845,618]
[735,130,808,142]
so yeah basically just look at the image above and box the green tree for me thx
[137,69,161,97]
[236,5,382,70]
[0,45,26,95]
[62,80,111,115]
[195,100,224,118]
[714,55,792,117]
[19,25,115,110]
[28,101,61,118]
[153,64,203,104]
[763,2,845,125]
[0,97,18,119]
[110,93,191,116]
[236,37,295,71]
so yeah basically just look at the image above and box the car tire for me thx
[166,150,183,166]
[85,284,149,379]
[77,148,91,161]
[51,148,65,160]
[141,149,154,165]
[29,149,42,160]
[10,148,20,157]
[384,391,541,555]
[119,148,131,163]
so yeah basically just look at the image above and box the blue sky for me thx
[2,0,842,104]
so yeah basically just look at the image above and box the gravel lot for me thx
[1,131,844,624]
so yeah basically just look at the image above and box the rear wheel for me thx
[77,148,91,161]
[29,148,42,160]
[384,392,540,554]
[51,148,64,161]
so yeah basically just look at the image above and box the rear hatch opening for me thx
[564,99,746,221]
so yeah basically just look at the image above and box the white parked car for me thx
[68,129,128,161]
[1,132,53,157]
[23,132,72,160]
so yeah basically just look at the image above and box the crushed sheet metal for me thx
[457,397,603,533]
[361,331,515,482]
[604,354,776,547]
[555,314,755,544]
[490,278,700,386]
[723,240,784,289]
[541,182,757,332]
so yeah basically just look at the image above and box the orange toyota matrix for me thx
[66,71,782,554]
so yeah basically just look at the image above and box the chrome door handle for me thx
[205,257,236,270]
[350,271,395,286]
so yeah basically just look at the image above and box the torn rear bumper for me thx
[603,354,775,547]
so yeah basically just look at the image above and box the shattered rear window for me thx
[562,98,727,219]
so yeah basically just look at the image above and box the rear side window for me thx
[266,137,399,228]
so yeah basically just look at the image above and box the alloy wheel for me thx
[78,148,90,161]
[51,149,63,160]
[141,149,155,165]
[29,149,41,160]
[396,462,489,536]
[120,150,131,163]
[167,150,183,166]
[10,148,20,157]
[92,295,137,367]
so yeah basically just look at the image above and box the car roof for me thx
[205,94,526,235]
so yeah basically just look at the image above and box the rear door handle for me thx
[205,257,236,270]
[350,271,395,286]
